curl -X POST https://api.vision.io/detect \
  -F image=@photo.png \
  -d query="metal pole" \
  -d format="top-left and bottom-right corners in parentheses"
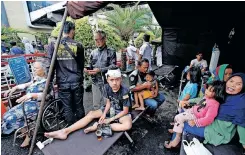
top-left (28, 7), bottom-right (68, 155)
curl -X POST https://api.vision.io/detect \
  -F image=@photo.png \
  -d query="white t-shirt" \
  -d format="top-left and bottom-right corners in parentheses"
top-left (190, 59), bottom-right (208, 69)
top-left (126, 45), bottom-right (138, 60)
top-left (139, 42), bottom-right (152, 62)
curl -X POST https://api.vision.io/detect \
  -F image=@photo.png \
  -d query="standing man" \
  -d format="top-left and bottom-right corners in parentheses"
top-left (125, 40), bottom-right (140, 70)
top-left (129, 58), bottom-right (165, 116)
top-left (22, 37), bottom-right (34, 54)
top-left (139, 34), bottom-right (152, 70)
top-left (84, 30), bottom-right (117, 110)
top-left (47, 21), bottom-right (85, 125)
top-left (156, 45), bottom-right (163, 67)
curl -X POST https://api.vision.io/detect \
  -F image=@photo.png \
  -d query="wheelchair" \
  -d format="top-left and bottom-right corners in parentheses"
top-left (12, 85), bottom-right (68, 146)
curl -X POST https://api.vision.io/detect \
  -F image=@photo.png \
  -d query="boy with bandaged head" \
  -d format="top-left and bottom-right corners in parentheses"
top-left (44, 68), bottom-right (132, 140)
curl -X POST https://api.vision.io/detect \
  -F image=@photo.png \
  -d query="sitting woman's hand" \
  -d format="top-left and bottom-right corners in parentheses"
top-left (4, 86), bottom-right (17, 97)
top-left (16, 94), bottom-right (32, 103)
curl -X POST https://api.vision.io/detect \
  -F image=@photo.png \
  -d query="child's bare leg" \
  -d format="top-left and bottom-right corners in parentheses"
top-left (135, 92), bottom-right (145, 111)
top-left (164, 133), bottom-right (181, 148)
top-left (132, 92), bottom-right (140, 108)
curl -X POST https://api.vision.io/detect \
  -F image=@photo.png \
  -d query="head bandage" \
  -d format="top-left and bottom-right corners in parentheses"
top-left (105, 69), bottom-right (122, 79)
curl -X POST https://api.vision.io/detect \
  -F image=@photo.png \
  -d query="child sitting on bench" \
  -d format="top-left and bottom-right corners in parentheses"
top-left (44, 68), bottom-right (132, 139)
top-left (133, 71), bottom-right (158, 111)
top-left (164, 80), bottom-right (225, 148)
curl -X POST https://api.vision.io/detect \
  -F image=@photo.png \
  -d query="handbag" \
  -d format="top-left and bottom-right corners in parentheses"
top-left (183, 138), bottom-right (212, 155)
top-left (97, 123), bottom-right (113, 138)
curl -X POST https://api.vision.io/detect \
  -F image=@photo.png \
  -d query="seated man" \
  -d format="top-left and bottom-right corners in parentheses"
top-left (129, 58), bottom-right (165, 116)
top-left (44, 68), bottom-right (132, 139)
top-left (190, 51), bottom-right (208, 72)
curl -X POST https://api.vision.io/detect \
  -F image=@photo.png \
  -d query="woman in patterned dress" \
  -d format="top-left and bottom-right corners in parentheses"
top-left (2, 60), bottom-right (47, 147)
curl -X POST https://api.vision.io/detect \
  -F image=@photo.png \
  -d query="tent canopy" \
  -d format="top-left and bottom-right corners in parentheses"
top-left (67, 1), bottom-right (245, 72)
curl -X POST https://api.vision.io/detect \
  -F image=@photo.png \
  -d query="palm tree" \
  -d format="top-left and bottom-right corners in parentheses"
top-left (104, 3), bottom-right (153, 42)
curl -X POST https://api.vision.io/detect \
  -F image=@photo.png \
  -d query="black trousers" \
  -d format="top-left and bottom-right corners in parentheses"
top-left (58, 82), bottom-right (85, 125)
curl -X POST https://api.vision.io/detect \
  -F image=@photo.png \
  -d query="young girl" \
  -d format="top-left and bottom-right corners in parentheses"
top-left (177, 67), bottom-right (201, 112)
top-left (133, 71), bottom-right (158, 110)
top-left (165, 80), bottom-right (225, 148)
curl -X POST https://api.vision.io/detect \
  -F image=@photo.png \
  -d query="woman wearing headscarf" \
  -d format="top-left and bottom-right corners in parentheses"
top-left (180, 73), bottom-right (245, 155)
top-left (208, 64), bottom-right (233, 82)
top-left (180, 64), bottom-right (233, 107)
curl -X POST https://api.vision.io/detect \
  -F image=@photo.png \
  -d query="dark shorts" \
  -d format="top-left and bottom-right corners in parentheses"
top-left (100, 106), bottom-right (131, 119)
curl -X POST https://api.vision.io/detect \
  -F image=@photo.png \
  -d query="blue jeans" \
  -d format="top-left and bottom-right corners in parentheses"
top-left (144, 92), bottom-right (165, 114)
top-left (171, 120), bottom-right (205, 141)
top-left (183, 122), bottom-right (205, 137)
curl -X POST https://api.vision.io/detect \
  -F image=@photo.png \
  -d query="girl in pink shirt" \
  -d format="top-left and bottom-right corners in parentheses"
top-left (165, 80), bottom-right (225, 148)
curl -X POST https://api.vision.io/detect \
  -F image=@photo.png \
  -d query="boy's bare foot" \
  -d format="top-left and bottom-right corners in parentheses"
top-left (44, 129), bottom-right (68, 140)
top-left (135, 107), bottom-right (145, 111)
top-left (132, 104), bottom-right (140, 109)
top-left (168, 129), bottom-right (174, 134)
top-left (20, 136), bottom-right (30, 148)
top-left (84, 122), bottom-right (98, 134)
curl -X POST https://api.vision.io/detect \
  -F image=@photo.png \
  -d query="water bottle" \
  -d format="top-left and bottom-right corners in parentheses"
top-left (209, 44), bottom-right (220, 72)
top-left (110, 106), bottom-right (115, 117)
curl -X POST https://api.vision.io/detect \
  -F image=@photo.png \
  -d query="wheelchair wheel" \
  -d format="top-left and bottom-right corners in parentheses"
top-left (41, 99), bottom-right (68, 132)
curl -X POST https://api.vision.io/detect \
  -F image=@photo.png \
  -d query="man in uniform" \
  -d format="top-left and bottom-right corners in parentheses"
top-left (48, 21), bottom-right (85, 125)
